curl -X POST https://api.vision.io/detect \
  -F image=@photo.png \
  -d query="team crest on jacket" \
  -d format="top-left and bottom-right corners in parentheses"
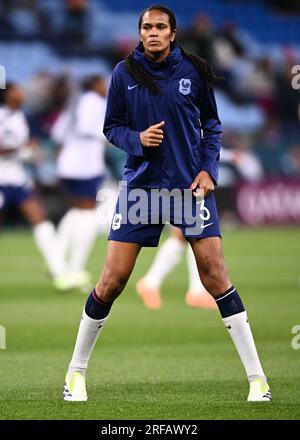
top-left (179, 78), bottom-right (191, 95)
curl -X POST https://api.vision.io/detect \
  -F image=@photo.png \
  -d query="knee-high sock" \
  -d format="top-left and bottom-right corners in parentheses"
top-left (33, 220), bottom-right (66, 278)
top-left (69, 289), bottom-right (113, 374)
top-left (143, 236), bottom-right (186, 289)
top-left (69, 310), bottom-right (107, 373)
top-left (68, 209), bottom-right (99, 273)
top-left (57, 208), bottom-right (80, 263)
top-left (216, 286), bottom-right (265, 382)
top-left (186, 245), bottom-right (206, 293)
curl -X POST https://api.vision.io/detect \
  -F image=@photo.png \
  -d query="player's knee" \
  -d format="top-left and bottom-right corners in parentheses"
top-left (200, 257), bottom-right (228, 290)
top-left (97, 270), bottom-right (128, 300)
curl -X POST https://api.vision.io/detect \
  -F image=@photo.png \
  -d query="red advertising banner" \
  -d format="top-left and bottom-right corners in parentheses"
top-left (236, 180), bottom-right (300, 225)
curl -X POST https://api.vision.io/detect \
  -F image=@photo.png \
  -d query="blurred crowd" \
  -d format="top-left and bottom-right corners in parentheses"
top-left (0, 0), bottom-right (300, 191)
top-left (178, 14), bottom-right (300, 182)
top-left (0, 0), bottom-right (94, 52)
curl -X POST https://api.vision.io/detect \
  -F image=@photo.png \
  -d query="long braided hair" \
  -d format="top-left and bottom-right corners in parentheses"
top-left (125, 5), bottom-right (219, 95)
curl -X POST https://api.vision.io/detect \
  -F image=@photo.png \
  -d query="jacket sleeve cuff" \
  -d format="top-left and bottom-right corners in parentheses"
top-left (201, 162), bottom-right (219, 186)
top-left (128, 131), bottom-right (144, 157)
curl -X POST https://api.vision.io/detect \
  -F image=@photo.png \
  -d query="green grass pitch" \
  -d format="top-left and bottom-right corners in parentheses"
top-left (0, 227), bottom-right (299, 420)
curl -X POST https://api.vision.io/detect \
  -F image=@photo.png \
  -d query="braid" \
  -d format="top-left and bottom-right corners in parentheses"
top-left (180, 46), bottom-right (221, 84)
top-left (125, 54), bottom-right (160, 95)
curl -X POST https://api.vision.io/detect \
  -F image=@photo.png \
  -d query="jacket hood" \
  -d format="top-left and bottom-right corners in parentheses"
top-left (133, 41), bottom-right (182, 79)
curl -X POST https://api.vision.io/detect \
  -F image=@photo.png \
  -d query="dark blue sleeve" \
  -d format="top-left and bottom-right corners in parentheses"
top-left (199, 83), bottom-right (222, 185)
top-left (103, 65), bottom-right (144, 157)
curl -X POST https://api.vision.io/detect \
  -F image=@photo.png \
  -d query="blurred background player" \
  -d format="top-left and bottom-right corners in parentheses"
top-left (51, 75), bottom-right (108, 290)
top-left (137, 226), bottom-right (217, 309)
top-left (0, 82), bottom-right (66, 286)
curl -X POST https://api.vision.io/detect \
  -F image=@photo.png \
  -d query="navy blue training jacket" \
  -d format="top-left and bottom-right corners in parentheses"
top-left (103, 42), bottom-right (222, 190)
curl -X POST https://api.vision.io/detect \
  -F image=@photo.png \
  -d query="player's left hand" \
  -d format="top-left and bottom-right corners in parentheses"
top-left (190, 171), bottom-right (215, 198)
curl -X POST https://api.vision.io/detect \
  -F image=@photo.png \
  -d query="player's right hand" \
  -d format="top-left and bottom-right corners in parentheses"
top-left (140, 121), bottom-right (165, 147)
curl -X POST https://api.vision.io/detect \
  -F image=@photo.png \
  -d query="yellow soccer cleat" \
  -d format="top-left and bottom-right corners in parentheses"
top-left (63, 371), bottom-right (87, 402)
top-left (247, 378), bottom-right (271, 402)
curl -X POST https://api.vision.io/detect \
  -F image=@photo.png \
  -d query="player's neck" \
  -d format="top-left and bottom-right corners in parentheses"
top-left (144, 47), bottom-right (171, 63)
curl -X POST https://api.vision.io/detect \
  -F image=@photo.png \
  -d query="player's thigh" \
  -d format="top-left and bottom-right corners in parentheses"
top-left (70, 197), bottom-right (97, 209)
top-left (188, 236), bottom-right (228, 275)
top-left (188, 236), bottom-right (231, 294)
top-left (61, 177), bottom-right (102, 209)
top-left (105, 240), bottom-right (141, 272)
top-left (19, 196), bottom-right (46, 226)
top-left (96, 241), bottom-right (141, 299)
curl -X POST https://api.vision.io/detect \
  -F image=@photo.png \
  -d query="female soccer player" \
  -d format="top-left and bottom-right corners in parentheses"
top-left (0, 83), bottom-right (66, 286)
top-left (64, 5), bottom-right (271, 403)
top-left (51, 75), bottom-right (108, 290)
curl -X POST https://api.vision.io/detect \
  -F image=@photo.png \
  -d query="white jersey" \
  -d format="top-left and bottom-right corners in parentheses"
top-left (0, 106), bottom-right (30, 186)
top-left (52, 91), bottom-right (107, 179)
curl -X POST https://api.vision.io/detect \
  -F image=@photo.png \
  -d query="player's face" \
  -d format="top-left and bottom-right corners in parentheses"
top-left (93, 78), bottom-right (107, 97)
top-left (7, 85), bottom-right (25, 108)
top-left (139, 10), bottom-right (176, 61)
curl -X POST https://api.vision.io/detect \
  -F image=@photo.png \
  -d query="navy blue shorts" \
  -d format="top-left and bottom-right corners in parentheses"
top-left (108, 186), bottom-right (221, 247)
top-left (61, 176), bottom-right (105, 199)
top-left (0, 184), bottom-right (34, 211)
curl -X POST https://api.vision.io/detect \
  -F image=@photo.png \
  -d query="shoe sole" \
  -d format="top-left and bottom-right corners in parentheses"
top-left (247, 398), bottom-right (272, 402)
top-left (247, 390), bottom-right (272, 402)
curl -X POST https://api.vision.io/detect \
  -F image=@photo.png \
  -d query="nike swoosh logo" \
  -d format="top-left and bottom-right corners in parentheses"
top-left (128, 84), bottom-right (138, 90)
top-left (201, 222), bottom-right (214, 229)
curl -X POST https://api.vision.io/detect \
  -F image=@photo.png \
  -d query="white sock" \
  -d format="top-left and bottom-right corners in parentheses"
top-left (69, 309), bottom-right (108, 374)
top-left (143, 236), bottom-right (186, 288)
top-left (57, 208), bottom-right (80, 264)
top-left (33, 221), bottom-right (66, 278)
top-left (68, 209), bottom-right (99, 273)
top-left (222, 311), bottom-right (265, 382)
top-left (186, 245), bottom-right (206, 294)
